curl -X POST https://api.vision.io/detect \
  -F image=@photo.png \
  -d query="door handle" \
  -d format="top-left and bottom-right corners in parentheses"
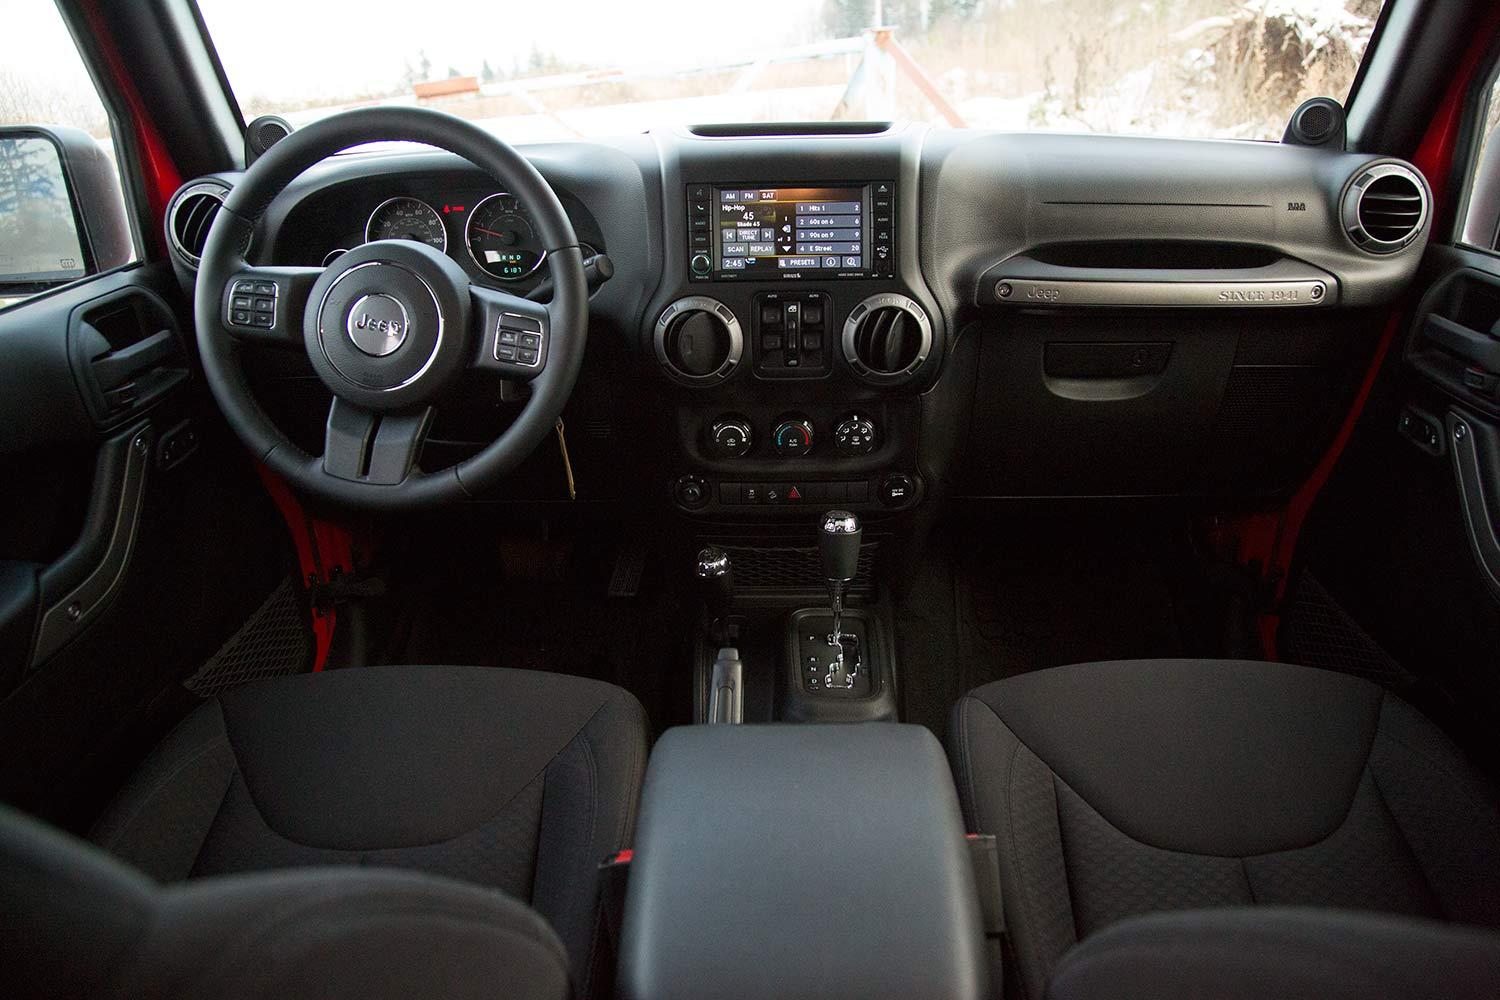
top-left (1446, 409), bottom-right (1500, 603)
top-left (89, 330), bottom-right (175, 390)
top-left (1424, 315), bottom-right (1500, 371)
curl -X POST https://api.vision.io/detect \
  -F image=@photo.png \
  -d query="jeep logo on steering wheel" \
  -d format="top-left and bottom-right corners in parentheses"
top-left (346, 294), bottom-right (410, 356)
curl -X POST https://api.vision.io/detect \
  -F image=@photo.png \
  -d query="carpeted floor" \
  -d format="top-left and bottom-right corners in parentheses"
top-left (378, 520), bottom-right (691, 738)
top-left (896, 510), bottom-right (1230, 735)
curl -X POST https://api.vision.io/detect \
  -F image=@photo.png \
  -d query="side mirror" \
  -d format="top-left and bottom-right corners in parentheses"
top-left (0, 125), bottom-right (132, 297)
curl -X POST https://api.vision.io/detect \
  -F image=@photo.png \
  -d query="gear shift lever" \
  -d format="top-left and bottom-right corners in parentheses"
top-left (697, 545), bottom-right (736, 641)
top-left (696, 546), bottom-right (733, 620)
top-left (697, 546), bottom-right (743, 723)
top-left (819, 511), bottom-right (861, 688)
top-left (819, 510), bottom-right (861, 639)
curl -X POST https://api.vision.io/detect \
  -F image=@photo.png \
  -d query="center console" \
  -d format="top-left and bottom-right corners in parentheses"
top-left (655, 129), bottom-right (943, 736)
top-left (647, 127), bottom-right (943, 519)
top-left (618, 723), bottom-right (989, 1000)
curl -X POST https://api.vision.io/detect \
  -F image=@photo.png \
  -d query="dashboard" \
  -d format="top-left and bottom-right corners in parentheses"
top-left (166, 124), bottom-right (1433, 516)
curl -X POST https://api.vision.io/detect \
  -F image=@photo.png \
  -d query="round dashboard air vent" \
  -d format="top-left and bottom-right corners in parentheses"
top-left (653, 296), bottom-right (744, 387)
top-left (166, 181), bottom-right (229, 268)
top-left (1342, 163), bottom-right (1427, 254)
top-left (842, 294), bottom-right (932, 384)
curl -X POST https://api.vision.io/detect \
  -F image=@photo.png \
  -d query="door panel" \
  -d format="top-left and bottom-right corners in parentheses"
top-left (1296, 242), bottom-right (1500, 775)
top-left (0, 262), bottom-right (290, 827)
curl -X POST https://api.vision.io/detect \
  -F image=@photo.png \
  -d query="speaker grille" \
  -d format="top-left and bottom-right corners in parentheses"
top-left (252, 118), bottom-right (289, 151)
top-left (1298, 104), bottom-right (1333, 140)
top-left (246, 114), bottom-right (292, 160)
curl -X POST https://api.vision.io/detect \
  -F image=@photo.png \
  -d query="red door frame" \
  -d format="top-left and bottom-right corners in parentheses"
top-left (83, 0), bottom-right (355, 669)
top-left (1215, 9), bottom-right (1500, 657)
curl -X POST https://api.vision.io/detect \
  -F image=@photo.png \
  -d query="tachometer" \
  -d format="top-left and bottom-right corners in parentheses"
top-left (365, 197), bottom-right (447, 251)
top-left (465, 192), bottom-right (545, 281)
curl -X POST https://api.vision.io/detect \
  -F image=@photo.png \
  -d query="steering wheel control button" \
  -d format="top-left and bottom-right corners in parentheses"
top-left (346, 293), bottom-right (411, 356)
top-left (880, 473), bottom-right (916, 508)
top-left (772, 417), bottom-right (815, 457)
top-left (494, 312), bottom-right (545, 368)
top-left (228, 277), bottom-right (278, 330)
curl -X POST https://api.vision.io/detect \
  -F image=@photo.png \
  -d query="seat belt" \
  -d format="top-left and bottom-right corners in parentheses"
top-left (966, 833), bottom-right (1008, 992)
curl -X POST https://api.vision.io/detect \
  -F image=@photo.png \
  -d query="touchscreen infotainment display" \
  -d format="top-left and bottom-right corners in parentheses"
top-left (707, 184), bottom-right (889, 280)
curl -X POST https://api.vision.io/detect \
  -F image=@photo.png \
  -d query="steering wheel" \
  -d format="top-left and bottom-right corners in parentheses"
top-left (194, 107), bottom-right (587, 510)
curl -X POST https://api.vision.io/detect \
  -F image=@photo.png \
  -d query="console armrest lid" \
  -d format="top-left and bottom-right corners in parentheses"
top-left (619, 723), bottom-right (988, 1000)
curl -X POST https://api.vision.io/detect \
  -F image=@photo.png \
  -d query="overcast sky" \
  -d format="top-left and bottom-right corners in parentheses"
top-left (195, 0), bottom-right (823, 102)
top-left (2, 0), bottom-right (98, 89)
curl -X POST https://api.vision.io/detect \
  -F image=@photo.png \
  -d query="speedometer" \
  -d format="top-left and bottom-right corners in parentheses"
top-left (365, 197), bottom-right (447, 251)
top-left (465, 192), bottom-right (545, 281)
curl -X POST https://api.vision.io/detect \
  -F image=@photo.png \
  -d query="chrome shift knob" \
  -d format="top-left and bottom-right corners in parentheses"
top-left (696, 546), bottom-right (733, 618)
top-left (819, 510), bottom-right (862, 583)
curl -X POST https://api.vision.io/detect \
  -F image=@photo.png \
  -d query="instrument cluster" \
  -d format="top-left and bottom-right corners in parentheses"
top-left (353, 192), bottom-right (599, 283)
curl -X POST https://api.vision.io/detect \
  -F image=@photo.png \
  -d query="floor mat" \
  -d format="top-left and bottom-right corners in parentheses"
top-left (388, 527), bottom-right (689, 737)
top-left (897, 512), bottom-right (1226, 735)
top-left (1280, 572), bottom-right (1417, 690)
top-left (184, 576), bottom-right (313, 698)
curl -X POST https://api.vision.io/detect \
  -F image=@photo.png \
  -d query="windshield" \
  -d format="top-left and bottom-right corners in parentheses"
top-left (197, 0), bottom-right (1386, 143)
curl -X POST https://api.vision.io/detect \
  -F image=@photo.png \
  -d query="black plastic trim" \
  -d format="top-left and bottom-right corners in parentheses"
top-left (1447, 408), bottom-right (1500, 604)
top-left (32, 420), bottom-right (153, 666)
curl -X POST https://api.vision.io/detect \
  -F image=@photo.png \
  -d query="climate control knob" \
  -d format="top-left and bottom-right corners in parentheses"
top-left (709, 417), bottom-right (754, 458)
top-left (771, 417), bottom-right (815, 457)
top-left (834, 414), bottom-right (878, 456)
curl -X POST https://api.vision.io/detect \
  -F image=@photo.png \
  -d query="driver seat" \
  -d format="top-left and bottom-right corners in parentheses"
top-left (87, 664), bottom-right (649, 996)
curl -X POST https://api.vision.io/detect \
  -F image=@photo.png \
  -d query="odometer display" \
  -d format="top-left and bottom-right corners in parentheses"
top-left (466, 192), bottom-right (545, 281)
top-left (365, 197), bottom-right (447, 251)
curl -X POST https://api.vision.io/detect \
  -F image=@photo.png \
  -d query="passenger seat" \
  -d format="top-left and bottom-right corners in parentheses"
top-left (948, 659), bottom-right (1500, 998)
